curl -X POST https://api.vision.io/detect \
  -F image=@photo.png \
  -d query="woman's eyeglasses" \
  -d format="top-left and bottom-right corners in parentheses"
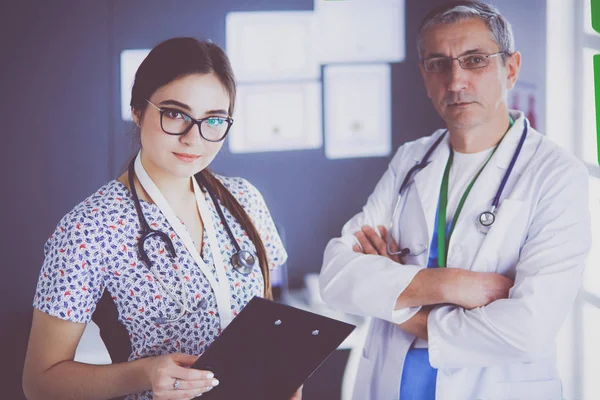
top-left (145, 99), bottom-right (234, 142)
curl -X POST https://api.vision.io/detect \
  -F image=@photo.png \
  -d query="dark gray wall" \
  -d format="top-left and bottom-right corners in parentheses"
top-left (107, 0), bottom-right (440, 293)
top-left (1, 1), bottom-right (545, 398)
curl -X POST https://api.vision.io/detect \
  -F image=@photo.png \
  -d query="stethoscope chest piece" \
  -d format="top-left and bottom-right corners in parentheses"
top-left (231, 250), bottom-right (256, 275)
top-left (477, 210), bottom-right (496, 233)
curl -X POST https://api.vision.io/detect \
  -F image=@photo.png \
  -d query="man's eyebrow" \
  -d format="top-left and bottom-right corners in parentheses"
top-left (425, 52), bottom-right (449, 59)
top-left (459, 48), bottom-right (487, 56)
top-left (425, 48), bottom-right (488, 59)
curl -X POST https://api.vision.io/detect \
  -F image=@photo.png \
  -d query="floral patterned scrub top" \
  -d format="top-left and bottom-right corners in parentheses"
top-left (33, 176), bottom-right (287, 400)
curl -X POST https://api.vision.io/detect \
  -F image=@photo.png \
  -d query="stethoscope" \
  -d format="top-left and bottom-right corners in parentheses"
top-left (387, 118), bottom-right (528, 257)
top-left (127, 155), bottom-right (257, 324)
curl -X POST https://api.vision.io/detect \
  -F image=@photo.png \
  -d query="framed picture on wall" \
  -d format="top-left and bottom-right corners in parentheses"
top-left (120, 49), bottom-right (150, 121)
top-left (226, 11), bottom-right (320, 83)
top-left (229, 82), bottom-right (322, 153)
top-left (323, 63), bottom-right (392, 159)
top-left (314, 0), bottom-right (405, 64)
top-left (509, 80), bottom-right (540, 130)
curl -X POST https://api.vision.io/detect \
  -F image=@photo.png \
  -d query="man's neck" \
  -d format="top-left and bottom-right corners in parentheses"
top-left (448, 111), bottom-right (512, 154)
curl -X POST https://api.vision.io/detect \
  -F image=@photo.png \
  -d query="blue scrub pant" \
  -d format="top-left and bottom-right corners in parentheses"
top-left (399, 348), bottom-right (437, 400)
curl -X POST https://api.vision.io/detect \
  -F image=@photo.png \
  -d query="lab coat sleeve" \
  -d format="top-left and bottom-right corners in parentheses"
top-left (319, 146), bottom-right (424, 324)
top-left (427, 159), bottom-right (592, 368)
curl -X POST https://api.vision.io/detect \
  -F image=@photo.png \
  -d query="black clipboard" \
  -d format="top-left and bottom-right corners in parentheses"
top-left (191, 296), bottom-right (355, 400)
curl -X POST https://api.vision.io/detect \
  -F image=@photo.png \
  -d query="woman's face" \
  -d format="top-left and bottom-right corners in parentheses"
top-left (134, 73), bottom-right (231, 181)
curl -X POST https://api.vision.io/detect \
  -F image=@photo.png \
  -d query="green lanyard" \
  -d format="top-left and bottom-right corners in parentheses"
top-left (436, 117), bottom-right (514, 268)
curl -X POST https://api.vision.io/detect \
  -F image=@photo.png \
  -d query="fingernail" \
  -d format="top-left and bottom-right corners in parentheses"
top-left (211, 379), bottom-right (220, 386)
top-left (206, 372), bottom-right (214, 379)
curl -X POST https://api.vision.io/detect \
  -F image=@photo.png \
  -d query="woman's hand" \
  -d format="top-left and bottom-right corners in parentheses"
top-left (289, 385), bottom-right (303, 400)
top-left (144, 353), bottom-right (219, 399)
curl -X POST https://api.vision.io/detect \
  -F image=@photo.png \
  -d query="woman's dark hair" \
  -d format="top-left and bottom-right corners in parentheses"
top-left (129, 37), bottom-right (271, 299)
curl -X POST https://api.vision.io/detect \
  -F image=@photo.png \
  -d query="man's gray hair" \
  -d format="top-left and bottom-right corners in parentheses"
top-left (417, 1), bottom-right (515, 63)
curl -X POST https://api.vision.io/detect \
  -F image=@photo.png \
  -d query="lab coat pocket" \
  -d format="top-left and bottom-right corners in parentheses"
top-left (352, 355), bottom-right (376, 400)
top-left (489, 379), bottom-right (562, 400)
top-left (473, 199), bottom-right (525, 273)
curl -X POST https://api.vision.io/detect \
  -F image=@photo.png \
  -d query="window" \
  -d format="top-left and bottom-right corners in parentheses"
top-left (581, 0), bottom-right (600, 169)
top-left (576, 1), bottom-right (600, 399)
top-left (548, 1), bottom-right (600, 399)
top-left (583, 48), bottom-right (598, 166)
top-left (584, 0), bottom-right (600, 36)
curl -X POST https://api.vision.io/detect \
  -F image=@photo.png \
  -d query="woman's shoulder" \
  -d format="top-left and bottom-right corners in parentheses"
top-left (53, 180), bottom-right (130, 232)
top-left (210, 174), bottom-right (273, 221)
top-left (213, 174), bottom-right (263, 201)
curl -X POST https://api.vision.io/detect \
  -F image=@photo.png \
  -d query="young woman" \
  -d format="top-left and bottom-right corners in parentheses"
top-left (23, 37), bottom-right (300, 400)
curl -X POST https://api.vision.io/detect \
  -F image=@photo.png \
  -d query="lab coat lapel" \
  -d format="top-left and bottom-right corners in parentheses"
top-left (412, 132), bottom-right (451, 249)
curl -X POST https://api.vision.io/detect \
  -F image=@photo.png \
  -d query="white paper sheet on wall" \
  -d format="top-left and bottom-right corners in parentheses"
top-left (314, 0), bottom-right (405, 64)
top-left (120, 49), bottom-right (150, 121)
top-left (324, 64), bottom-right (391, 159)
top-left (226, 11), bottom-right (319, 82)
top-left (228, 82), bottom-right (322, 153)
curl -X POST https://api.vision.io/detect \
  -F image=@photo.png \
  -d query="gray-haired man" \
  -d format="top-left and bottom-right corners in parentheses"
top-left (320, 1), bottom-right (591, 399)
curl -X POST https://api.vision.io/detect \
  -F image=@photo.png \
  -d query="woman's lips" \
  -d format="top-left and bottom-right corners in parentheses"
top-left (173, 152), bottom-right (201, 163)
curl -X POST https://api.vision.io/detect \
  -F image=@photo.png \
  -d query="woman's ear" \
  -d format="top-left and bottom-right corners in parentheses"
top-left (132, 109), bottom-right (141, 127)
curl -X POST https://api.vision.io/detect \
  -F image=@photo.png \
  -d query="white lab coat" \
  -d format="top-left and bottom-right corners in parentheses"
top-left (320, 111), bottom-right (591, 400)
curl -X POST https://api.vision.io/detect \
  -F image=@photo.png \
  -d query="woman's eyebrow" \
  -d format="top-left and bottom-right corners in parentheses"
top-left (205, 109), bottom-right (229, 116)
top-left (158, 100), bottom-right (228, 116)
top-left (158, 99), bottom-right (191, 111)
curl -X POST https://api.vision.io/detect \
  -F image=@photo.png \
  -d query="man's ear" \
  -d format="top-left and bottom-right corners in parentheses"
top-left (505, 51), bottom-right (521, 90)
top-left (419, 62), bottom-right (432, 99)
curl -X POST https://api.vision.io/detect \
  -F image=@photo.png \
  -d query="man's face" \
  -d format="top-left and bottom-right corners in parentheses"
top-left (419, 18), bottom-right (520, 130)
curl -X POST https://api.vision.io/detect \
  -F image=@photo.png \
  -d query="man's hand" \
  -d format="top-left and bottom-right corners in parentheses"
top-left (353, 225), bottom-right (401, 263)
top-left (353, 225), bottom-right (513, 312)
top-left (447, 270), bottom-right (514, 310)
top-left (396, 307), bottom-right (431, 340)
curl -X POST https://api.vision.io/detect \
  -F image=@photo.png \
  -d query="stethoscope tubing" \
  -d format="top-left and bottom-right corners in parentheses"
top-left (388, 118), bottom-right (528, 256)
top-left (126, 156), bottom-right (256, 324)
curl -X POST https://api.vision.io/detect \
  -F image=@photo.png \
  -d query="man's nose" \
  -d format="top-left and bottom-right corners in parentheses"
top-left (446, 60), bottom-right (469, 92)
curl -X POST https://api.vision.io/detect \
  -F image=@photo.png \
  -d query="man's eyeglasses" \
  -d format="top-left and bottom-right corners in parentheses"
top-left (422, 52), bottom-right (508, 73)
top-left (145, 99), bottom-right (234, 142)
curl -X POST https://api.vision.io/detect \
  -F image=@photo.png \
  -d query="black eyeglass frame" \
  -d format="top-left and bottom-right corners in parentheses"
top-left (422, 51), bottom-right (510, 73)
top-left (145, 99), bottom-right (234, 142)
